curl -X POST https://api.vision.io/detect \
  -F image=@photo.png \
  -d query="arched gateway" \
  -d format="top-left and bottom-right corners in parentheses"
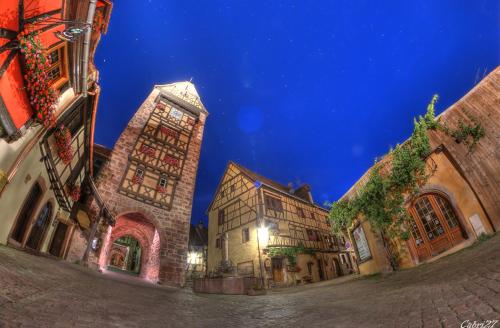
top-left (93, 82), bottom-right (208, 286)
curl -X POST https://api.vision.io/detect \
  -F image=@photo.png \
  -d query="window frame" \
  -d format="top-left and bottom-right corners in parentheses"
top-left (242, 227), bottom-right (250, 243)
top-left (218, 209), bottom-right (225, 226)
top-left (45, 42), bottom-right (69, 90)
top-left (264, 194), bottom-right (283, 212)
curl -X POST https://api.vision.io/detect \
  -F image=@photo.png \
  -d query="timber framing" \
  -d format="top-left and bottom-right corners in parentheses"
top-left (209, 162), bottom-right (345, 253)
top-left (118, 95), bottom-right (198, 210)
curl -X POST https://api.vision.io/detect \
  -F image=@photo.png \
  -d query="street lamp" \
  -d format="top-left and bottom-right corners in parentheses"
top-left (257, 225), bottom-right (269, 247)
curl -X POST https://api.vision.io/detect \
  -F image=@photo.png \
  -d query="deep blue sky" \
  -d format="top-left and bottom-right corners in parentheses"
top-left (94, 1), bottom-right (499, 226)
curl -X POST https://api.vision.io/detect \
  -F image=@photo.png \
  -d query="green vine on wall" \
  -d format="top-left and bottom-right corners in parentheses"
top-left (267, 244), bottom-right (315, 266)
top-left (328, 95), bottom-right (485, 240)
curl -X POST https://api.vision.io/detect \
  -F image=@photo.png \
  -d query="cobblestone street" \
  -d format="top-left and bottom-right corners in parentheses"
top-left (0, 235), bottom-right (499, 328)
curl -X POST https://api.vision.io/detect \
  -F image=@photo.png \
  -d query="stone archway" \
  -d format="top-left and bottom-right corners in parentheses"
top-left (99, 212), bottom-right (161, 282)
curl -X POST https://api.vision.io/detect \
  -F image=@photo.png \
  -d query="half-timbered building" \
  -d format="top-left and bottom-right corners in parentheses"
top-left (0, 0), bottom-right (113, 261)
top-left (341, 68), bottom-right (499, 276)
top-left (207, 162), bottom-right (352, 287)
top-left (90, 82), bottom-right (208, 286)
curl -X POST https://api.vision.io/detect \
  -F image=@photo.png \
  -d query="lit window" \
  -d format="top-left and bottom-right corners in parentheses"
top-left (45, 43), bottom-right (68, 89)
top-left (169, 108), bottom-right (183, 121)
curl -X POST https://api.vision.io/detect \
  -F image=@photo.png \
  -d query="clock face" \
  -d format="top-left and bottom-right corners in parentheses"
top-left (169, 108), bottom-right (183, 121)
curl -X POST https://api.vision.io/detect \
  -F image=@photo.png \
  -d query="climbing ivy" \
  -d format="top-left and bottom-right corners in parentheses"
top-left (328, 95), bottom-right (485, 240)
top-left (267, 244), bottom-right (315, 265)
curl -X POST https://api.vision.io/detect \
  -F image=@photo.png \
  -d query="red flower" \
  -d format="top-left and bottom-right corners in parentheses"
top-left (54, 126), bottom-right (73, 164)
top-left (18, 30), bottom-right (57, 128)
top-left (69, 185), bottom-right (81, 202)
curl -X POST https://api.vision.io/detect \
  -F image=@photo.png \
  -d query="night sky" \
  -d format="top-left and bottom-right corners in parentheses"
top-left (93, 1), bottom-right (499, 226)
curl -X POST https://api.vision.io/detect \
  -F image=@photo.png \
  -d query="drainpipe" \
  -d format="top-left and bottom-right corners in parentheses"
top-left (81, 0), bottom-right (97, 98)
top-left (82, 207), bottom-right (103, 266)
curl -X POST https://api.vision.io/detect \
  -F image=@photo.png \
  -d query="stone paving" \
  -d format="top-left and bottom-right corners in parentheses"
top-left (0, 235), bottom-right (499, 328)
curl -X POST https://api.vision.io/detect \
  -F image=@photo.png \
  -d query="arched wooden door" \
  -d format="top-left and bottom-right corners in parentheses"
top-left (10, 183), bottom-right (43, 245)
top-left (409, 193), bottom-right (466, 261)
top-left (26, 202), bottom-right (53, 251)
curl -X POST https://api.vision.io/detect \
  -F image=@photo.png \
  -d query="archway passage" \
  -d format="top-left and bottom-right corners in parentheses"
top-left (409, 193), bottom-right (467, 261)
top-left (108, 236), bottom-right (142, 275)
top-left (99, 213), bottom-right (160, 282)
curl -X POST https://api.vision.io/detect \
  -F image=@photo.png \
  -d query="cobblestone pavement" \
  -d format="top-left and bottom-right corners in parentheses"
top-left (0, 235), bottom-right (499, 328)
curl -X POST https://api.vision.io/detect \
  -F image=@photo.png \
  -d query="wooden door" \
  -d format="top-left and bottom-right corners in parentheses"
top-left (10, 183), bottom-right (42, 244)
top-left (333, 258), bottom-right (342, 277)
top-left (317, 259), bottom-right (325, 281)
top-left (26, 202), bottom-right (53, 250)
top-left (49, 222), bottom-right (68, 257)
top-left (411, 194), bottom-right (465, 259)
top-left (271, 257), bottom-right (284, 282)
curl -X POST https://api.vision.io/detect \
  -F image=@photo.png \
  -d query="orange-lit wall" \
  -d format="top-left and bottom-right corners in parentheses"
top-left (0, 0), bottom-right (64, 129)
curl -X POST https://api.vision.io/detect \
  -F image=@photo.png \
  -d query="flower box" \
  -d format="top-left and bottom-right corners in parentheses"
top-left (54, 125), bottom-right (73, 165)
top-left (163, 155), bottom-right (180, 167)
top-left (131, 176), bottom-right (143, 184)
top-left (139, 144), bottom-right (155, 157)
top-left (69, 185), bottom-right (81, 202)
top-left (160, 126), bottom-right (178, 138)
top-left (18, 30), bottom-right (58, 128)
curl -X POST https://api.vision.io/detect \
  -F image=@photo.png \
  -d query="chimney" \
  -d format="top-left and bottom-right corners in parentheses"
top-left (293, 184), bottom-right (314, 203)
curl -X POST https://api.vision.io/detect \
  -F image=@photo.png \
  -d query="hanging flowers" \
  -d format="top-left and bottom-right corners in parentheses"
top-left (54, 125), bottom-right (73, 164)
top-left (69, 184), bottom-right (81, 202)
top-left (131, 174), bottom-right (144, 184)
top-left (17, 29), bottom-right (58, 128)
top-left (156, 185), bottom-right (166, 194)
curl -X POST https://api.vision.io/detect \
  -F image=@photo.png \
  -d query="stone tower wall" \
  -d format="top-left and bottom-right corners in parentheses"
top-left (94, 87), bottom-right (207, 286)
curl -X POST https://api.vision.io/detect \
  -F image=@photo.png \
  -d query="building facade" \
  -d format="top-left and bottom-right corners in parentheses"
top-left (90, 82), bottom-right (208, 286)
top-left (0, 0), bottom-right (112, 261)
top-left (207, 162), bottom-right (352, 287)
top-left (343, 68), bottom-right (499, 276)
